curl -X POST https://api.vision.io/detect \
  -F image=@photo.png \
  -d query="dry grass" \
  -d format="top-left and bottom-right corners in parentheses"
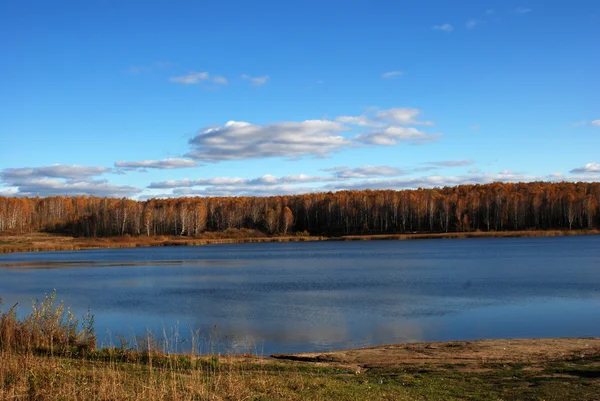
top-left (1, 351), bottom-right (281, 400)
top-left (1, 291), bottom-right (96, 357)
top-left (3, 341), bottom-right (600, 400)
top-left (2, 296), bottom-right (600, 400)
top-left (1, 229), bottom-right (598, 254)
top-left (0, 231), bottom-right (319, 254)
top-left (0, 293), bottom-right (406, 400)
top-left (339, 229), bottom-right (600, 242)
top-left (0, 350), bottom-right (416, 401)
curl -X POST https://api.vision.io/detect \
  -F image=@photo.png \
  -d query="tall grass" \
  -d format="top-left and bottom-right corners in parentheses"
top-left (0, 290), bottom-right (96, 356)
top-left (0, 293), bottom-right (260, 399)
top-left (0, 293), bottom-right (357, 400)
top-left (3, 293), bottom-right (600, 400)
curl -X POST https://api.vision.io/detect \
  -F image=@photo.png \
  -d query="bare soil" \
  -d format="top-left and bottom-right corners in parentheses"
top-left (272, 338), bottom-right (600, 372)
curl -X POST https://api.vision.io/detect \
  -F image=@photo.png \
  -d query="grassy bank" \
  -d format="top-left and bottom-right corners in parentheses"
top-left (2, 294), bottom-right (600, 400)
top-left (3, 346), bottom-right (600, 400)
top-left (1, 229), bottom-right (599, 254)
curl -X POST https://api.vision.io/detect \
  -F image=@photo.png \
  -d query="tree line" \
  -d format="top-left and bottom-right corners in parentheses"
top-left (0, 181), bottom-right (599, 237)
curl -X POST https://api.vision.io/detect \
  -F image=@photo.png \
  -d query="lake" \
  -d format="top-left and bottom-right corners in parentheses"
top-left (0, 236), bottom-right (599, 355)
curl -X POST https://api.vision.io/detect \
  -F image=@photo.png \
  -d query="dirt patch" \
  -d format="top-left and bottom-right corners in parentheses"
top-left (271, 338), bottom-right (600, 372)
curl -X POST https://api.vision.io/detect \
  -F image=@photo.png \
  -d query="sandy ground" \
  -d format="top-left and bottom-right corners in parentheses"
top-left (271, 338), bottom-right (600, 372)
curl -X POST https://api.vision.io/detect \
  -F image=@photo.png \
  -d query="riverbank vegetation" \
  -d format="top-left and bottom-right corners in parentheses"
top-left (2, 294), bottom-right (600, 400)
top-left (0, 229), bottom-right (599, 254)
top-left (1, 182), bottom-right (599, 239)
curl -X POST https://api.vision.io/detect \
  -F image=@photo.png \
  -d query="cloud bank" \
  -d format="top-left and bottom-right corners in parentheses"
top-left (570, 162), bottom-right (600, 174)
top-left (0, 164), bottom-right (140, 197)
top-left (185, 108), bottom-right (442, 162)
top-left (146, 167), bottom-right (600, 198)
top-left (169, 72), bottom-right (228, 85)
top-left (115, 158), bottom-right (199, 170)
top-left (186, 120), bottom-right (351, 162)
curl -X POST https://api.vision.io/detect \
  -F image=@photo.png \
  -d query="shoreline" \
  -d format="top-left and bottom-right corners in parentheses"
top-left (270, 337), bottom-right (600, 370)
top-left (1, 229), bottom-right (599, 254)
top-left (3, 337), bottom-right (600, 399)
top-left (2, 286), bottom-right (599, 399)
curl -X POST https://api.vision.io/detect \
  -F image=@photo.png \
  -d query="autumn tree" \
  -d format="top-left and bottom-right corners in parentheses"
top-left (281, 206), bottom-right (294, 235)
top-left (1, 182), bottom-right (600, 237)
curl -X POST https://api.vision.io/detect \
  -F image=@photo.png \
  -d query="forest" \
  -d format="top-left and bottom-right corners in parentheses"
top-left (0, 181), bottom-right (599, 238)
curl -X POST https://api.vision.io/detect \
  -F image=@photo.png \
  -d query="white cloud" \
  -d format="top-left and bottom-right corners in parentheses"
top-left (355, 126), bottom-right (442, 146)
top-left (169, 72), bottom-right (228, 86)
top-left (0, 164), bottom-right (140, 197)
top-left (149, 174), bottom-right (329, 189)
top-left (212, 75), bottom-right (228, 85)
top-left (144, 167), bottom-right (600, 198)
top-left (248, 174), bottom-right (330, 185)
top-left (12, 179), bottom-right (140, 197)
top-left (375, 108), bottom-right (433, 126)
top-left (149, 177), bottom-right (246, 189)
top-left (335, 115), bottom-right (374, 127)
top-left (115, 158), bottom-right (198, 170)
top-left (0, 187), bottom-right (18, 196)
top-left (338, 108), bottom-right (433, 128)
top-left (153, 163), bottom-right (494, 194)
top-left (149, 174), bottom-right (329, 197)
top-left (381, 71), bottom-right (404, 79)
top-left (572, 120), bottom-right (587, 127)
top-left (591, 120), bottom-right (600, 126)
top-left (425, 160), bottom-right (474, 167)
top-left (485, 9), bottom-right (495, 15)
top-left (1, 165), bottom-right (110, 180)
top-left (242, 74), bottom-right (270, 86)
top-left (466, 19), bottom-right (479, 29)
top-left (169, 72), bottom-right (210, 85)
top-left (186, 120), bottom-right (351, 162)
top-left (172, 185), bottom-right (318, 197)
top-left (324, 166), bottom-right (407, 179)
top-left (514, 7), bottom-right (532, 14)
top-left (182, 107), bottom-right (441, 162)
top-left (432, 24), bottom-right (453, 32)
top-left (570, 162), bottom-right (600, 174)
top-left (323, 171), bottom-right (551, 191)
top-left (343, 108), bottom-right (442, 146)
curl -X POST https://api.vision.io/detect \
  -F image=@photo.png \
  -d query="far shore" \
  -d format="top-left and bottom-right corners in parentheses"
top-left (0, 229), bottom-right (599, 254)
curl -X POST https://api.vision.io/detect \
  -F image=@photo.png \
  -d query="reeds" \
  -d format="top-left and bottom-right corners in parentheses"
top-left (1, 229), bottom-right (598, 254)
top-left (0, 290), bottom-right (96, 356)
top-left (2, 295), bottom-right (600, 399)
top-left (0, 294), bottom-right (346, 400)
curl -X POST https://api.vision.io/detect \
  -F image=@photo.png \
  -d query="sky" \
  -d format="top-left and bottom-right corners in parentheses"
top-left (1, 0), bottom-right (599, 199)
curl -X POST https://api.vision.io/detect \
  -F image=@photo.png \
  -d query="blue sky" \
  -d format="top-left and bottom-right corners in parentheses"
top-left (1, 0), bottom-right (599, 198)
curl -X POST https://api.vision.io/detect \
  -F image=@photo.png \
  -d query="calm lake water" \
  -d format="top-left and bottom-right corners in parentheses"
top-left (0, 236), bottom-right (599, 355)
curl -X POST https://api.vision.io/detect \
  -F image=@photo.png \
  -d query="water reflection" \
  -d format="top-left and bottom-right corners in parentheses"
top-left (0, 236), bottom-right (599, 354)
